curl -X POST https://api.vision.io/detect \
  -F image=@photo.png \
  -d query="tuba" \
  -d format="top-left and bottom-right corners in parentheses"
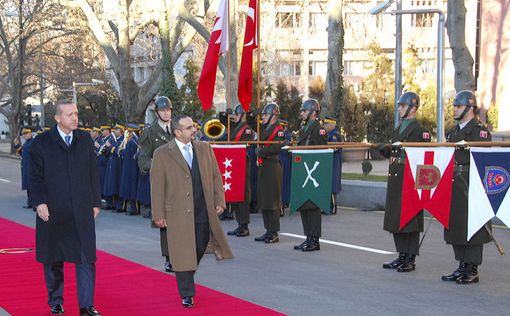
top-left (202, 118), bottom-right (226, 140)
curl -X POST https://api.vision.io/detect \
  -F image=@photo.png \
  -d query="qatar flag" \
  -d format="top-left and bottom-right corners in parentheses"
top-left (197, 0), bottom-right (229, 111)
top-left (212, 145), bottom-right (247, 202)
top-left (400, 147), bottom-right (455, 230)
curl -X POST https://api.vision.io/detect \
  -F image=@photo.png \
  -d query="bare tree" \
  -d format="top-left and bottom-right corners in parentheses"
top-left (446, 0), bottom-right (475, 91)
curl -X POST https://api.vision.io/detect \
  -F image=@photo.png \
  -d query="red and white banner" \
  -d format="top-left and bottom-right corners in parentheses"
top-left (400, 147), bottom-right (455, 229)
top-left (197, 0), bottom-right (229, 111)
top-left (212, 145), bottom-right (247, 202)
top-left (237, 0), bottom-right (258, 111)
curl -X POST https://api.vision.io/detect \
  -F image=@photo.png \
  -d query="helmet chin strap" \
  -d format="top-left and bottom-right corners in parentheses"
top-left (454, 106), bottom-right (471, 121)
top-left (401, 105), bottom-right (413, 120)
top-left (156, 110), bottom-right (170, 123)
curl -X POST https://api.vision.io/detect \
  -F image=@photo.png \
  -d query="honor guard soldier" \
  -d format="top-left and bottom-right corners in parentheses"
top-left (279, 120), bottom-right (292, 214)
top-left (103, 123), bottom-right (125, 212)
top-left (442, 90), bottom-right (492, 284)
top-left (293, 99), bottom-right (328, 252)
top-left (14, 128), bottom-right (35, 209)
top-left (97, 125), bottom-right (113, 207)
top-left (119, 123), bottom-right (141, 215)
top-left (324, 116), bottom-right (343, 214)
top-left (137, 96), bottom-right (174, 272)
top-left (136, 123), bottom-right (151, 208)
top-left (254, 103), bottom-right (285, 243)
top-left (380, 92), bottom-right (431, 272)
top-left (227, 104), bottom-right (255, 237)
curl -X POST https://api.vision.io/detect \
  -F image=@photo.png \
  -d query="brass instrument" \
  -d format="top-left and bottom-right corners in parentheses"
top-left (117, 129), bottom-right (131, 154)
top-left (203, 118), bottom-right (226, 140)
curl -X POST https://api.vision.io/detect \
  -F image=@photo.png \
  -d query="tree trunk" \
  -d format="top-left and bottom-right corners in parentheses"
top-left (323, 0), bottom-right (344, 118)
top-left (446, 0), bottom-right (476, 92)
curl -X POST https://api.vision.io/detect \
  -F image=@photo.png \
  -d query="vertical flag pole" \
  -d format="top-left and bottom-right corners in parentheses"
top-left (227, 0), bottom-right (231, 142)
top-left (256, 0), bottom-right (261, 145)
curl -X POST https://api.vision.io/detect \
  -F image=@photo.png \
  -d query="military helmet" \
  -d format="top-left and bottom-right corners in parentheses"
top-left (233, 104), bottom-right (246, 115)
top-left (453, 90), bottom-right (477, 108)
top-left (300, 99), bottom-right (320, 113)
top-left (397, 91), bottom-right (420, 108)
top-left (155, 96), bottom-right (173, 111)
top-left (261, 103), bottom-right (280, 115)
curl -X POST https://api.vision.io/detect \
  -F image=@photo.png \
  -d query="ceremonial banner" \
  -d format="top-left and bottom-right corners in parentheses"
top-left (237, 0), bottom-right (258, 111)
top-left (468, 148), bottom-right (510, 240)
top-left (401, 147), bottom-right (455, 229)
top-left (212, 145), bottom-right (247, 202)
top-left (290, 149), bottom-right (333, 215)
top-left (197, 0), bottom-right (229, 111)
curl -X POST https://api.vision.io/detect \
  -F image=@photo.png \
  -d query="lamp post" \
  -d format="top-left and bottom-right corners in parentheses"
top-left (72, 79), bottom-right (105, 105)
top-left (390, 8), bottom-right (446, 142)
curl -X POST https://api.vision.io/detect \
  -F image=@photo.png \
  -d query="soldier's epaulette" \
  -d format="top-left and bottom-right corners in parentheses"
top-left (477, 122), bottom-right (489, 130)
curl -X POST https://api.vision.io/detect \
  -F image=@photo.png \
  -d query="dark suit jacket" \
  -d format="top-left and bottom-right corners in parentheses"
top-left (29, 125), bottom-right (101, 264)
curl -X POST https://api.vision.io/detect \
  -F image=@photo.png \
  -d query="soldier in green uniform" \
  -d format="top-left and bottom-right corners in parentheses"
top-left (293, 99), bottom-right (328, 251)
top-left (227, 104), bottom-right (255, 237)
top-left (380, 91), bottom-right (431, 272)
top-left (442, 90), bottom-right (492, 284)
top-left (137, 96), bottom-right (174, 272)
top-left (254, 103), bottom-right (285, 244)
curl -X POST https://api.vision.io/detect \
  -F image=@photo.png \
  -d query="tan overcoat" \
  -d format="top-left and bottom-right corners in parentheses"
top-left (151, 139), bottom-right (233, 271)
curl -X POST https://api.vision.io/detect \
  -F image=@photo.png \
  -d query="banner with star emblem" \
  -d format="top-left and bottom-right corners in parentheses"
top-left (212, 145), bottom-right (247, 202)
top-left (468, 148), bottom-right (510, 240)
top-left (401, 147), bottom-right (455, 229)
top-left (290, 149), bottom-right (333, 215)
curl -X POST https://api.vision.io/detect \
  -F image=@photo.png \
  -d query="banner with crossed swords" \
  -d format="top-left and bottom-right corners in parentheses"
top-left (289, 149), bottom-right (333, 215)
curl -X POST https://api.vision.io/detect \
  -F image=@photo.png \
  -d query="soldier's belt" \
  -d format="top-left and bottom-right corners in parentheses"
top-left (454, 164), bottom-right (469, 172)
top-left (390, 157), bottom-right (406, 164)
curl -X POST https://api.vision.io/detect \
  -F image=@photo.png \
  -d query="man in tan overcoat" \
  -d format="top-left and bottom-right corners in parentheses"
top-left (151, 115), bottom-right (233, 308)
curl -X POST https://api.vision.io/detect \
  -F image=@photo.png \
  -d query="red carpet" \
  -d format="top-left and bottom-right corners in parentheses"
top-left (0, 217), bottom-right (284, 315)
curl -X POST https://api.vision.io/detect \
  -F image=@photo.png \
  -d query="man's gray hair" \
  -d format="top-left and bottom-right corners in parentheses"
top-left (54, 99), bottom-right (74, 115)
top-left (170, 115), bottom-right (190, 134)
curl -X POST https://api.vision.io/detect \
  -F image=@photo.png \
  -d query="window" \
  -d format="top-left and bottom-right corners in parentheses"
top-left (411, 13), bottom-right (433, 27)
top-left (276, 12), bottom-right (301, 28)
top-left (279, 62), bottom-right (301, 76)
top-left (309, 61), bottom-right (327, 77)
top-left (344, 13), bottom-right (366, 29)
top-left (343, 61), bottom-right (363, 76)
top-left (309, 12), bottom-right (328, 31)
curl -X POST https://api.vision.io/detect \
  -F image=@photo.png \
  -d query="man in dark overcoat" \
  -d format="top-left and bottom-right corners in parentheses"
top-left (380, 92), bottom-right (431, 273)
top-left (293, 99), bottom-right (328, 252)
top-left (137, 96), bottom-right (174, 272)
top-left (254, 103), bottom-right (285, 244)
top-left (29, 100), bottom-right (102, 316)
top-left (442, 90), bottom-right (492, 284)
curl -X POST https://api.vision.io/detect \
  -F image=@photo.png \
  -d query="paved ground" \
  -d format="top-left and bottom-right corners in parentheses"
top-left (1, 155), bottom-right (510, 315)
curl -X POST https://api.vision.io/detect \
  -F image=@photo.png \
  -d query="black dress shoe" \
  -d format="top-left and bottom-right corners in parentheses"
top-left (227, 227), bottom-right (240, 236)
top-left (165, 260), bottom-right (173, 273)
top-left (50, 304), bottom-right (64, 315)
top-left (294, 240), bottom-right (308, 250)
top-left (264, 233), bottom-right (279, 243)
top-left (397, 254), bottom-right (416, 272)
top-left (182, 296), bottom-right (194, 308)
top-left (236, 227), bottom-right (249, 237)
top-left (79, 306), bottom-right (101, 315)
top-left (254, 232), bottom-right (268, 242)
top-left (382, 254), bottom-right (405, 269)
top-left (302, 238), bottom-right (320, 251)
top-left (441, 262), bottom-right (466, 281)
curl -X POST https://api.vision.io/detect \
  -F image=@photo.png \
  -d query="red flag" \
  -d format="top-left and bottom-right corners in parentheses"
top-left (237, 0), bottom-right (258, 111)
top-left (197, 0), bottom-right (229, 111)
top-left (212, 145), bottom-right (247, 202)
top-left (400, 148), bottom-right (455, 229)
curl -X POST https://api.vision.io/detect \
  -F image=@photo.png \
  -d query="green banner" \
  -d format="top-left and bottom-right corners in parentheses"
top-left (290, 149), bottom-right (333, 215)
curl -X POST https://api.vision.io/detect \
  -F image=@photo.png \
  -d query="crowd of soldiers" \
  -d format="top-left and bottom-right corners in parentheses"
top-left (15, 88), bottom-right (490, 285)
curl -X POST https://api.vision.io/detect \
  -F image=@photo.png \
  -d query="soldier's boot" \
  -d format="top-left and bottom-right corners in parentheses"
top-left (383, 253), bottom-right (406, 269)
top-left (456, 263), bottom-right (479, 284)
top-left (236, 224), bottom-right (249, 237)
top-left (302, 237), bottom-right (320, 252)
top-left (294, 236), bottom-right (310, 250)
top-left (441, 261), bottom-right (466, 281)
top-left (264, 232), bottom-right (279, 244)
top-left (397, 253), bottom-right (416, 272)
top-left (227, 226), bottom-right (240, 236)
top-left (254, 231), bottom-right (269, 242)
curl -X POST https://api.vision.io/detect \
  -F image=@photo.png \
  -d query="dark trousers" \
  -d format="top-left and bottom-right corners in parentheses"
top-left (393, 232), bottom-right (420, 255)
top-left (160, 228), bottom-right (169, 257)
top-left (453, 244), bottom-right (483, 265)
top-left (175, 221), bottom-right (210, 298)
top-left (232, 201), bottom-right (250, 226)
top-left (300, 208), bottom-right (322, 237)
top-left (44, 251), bottom-right (95, 308)
top-left (262, 209), bottom-right (280, 233)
